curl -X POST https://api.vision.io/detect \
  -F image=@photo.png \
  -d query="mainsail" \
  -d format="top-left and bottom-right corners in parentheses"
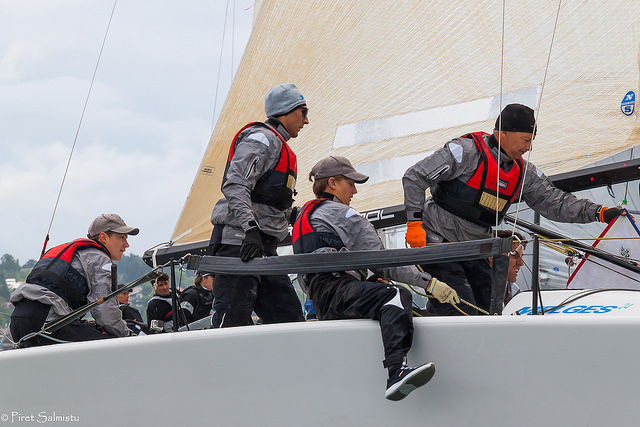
top-left (170, 0), bottom-right (640, 247)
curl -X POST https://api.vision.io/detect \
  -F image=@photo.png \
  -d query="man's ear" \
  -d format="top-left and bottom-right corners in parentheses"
top-left (98, 232), bottom-right (108, 244)
top-left (327, 177), bottom-right (337, 190)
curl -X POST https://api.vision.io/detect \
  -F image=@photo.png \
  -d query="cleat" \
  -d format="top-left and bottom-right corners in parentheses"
top-left (385, 362), bottom-right (435, 401)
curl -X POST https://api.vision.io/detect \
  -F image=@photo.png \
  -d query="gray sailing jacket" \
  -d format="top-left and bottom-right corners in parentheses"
top-left (210, 118), bottom-right (295, 245)
top-left (301, 195), bottom-right (433, 287)
top-left (10, 247), bottom-right (129, 337)
top-left (402, 133), bottom-right (600, 243)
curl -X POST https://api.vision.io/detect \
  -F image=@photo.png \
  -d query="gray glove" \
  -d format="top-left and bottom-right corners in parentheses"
top-left (425, 277), bottom-right (460, 305)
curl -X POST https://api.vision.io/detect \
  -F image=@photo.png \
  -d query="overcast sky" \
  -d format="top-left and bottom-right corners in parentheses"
top-left (0, 1), bottom-right (254, 263)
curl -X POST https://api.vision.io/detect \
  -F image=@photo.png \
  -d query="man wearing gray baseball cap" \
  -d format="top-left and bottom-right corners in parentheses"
top-left (9, 213), bottom-right (139, 347)
top-left (208, 83), bottom-right (307, 328)
top-left (291, 156), bottom-right (459, 401)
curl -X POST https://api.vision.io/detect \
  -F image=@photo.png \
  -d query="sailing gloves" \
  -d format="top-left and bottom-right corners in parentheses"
top-left (406, 221), bottom-right (427, 248)
top-left (425, 277), bottom-right (460, 305)
top-left (598, 206), bottom-right (626, 224)
top-left (240, 227), bottom-right (263, 262)
top-left (289, 206), bottom-right (300, 225)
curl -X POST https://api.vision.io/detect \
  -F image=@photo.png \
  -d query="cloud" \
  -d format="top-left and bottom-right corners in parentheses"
top-left (0, 1), bottom-right (254, 263)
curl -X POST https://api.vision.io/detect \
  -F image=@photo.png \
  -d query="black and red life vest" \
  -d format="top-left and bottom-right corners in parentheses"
top-left (26, 239), bottom-right (111, 309)
top-left (292, 198), bottom-right (345, 254)
top-left (222, 122), bottom-right (297, 211)
top-left (432, 132), bottom-right (524, 228)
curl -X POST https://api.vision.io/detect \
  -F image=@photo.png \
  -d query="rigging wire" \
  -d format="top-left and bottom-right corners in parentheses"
top-left (509, 0), bottom-right (563, 237)
top-left (211, 0), bottom-right (232, 132)
top-left (495, 0), bottom-right (506, 231)
top-left (41, 0), bottom-right (118, 258)
top-left (623, 147), bottom-right (634, 205)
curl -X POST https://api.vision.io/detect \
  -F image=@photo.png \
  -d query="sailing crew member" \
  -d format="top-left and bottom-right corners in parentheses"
top-left (146, 273), bottom-right (175, 331)
top-left (403, 104), bottom-right (626, 315)
top-left (9, 214), bottom-right (139, 347)
top-left (179, 272), bottom-right (214, 325)
top-left (292, 156), bottom-right (459, 401)
top-left (208, 83), bottom-right (307, 327)
top-left (117, 284), bottom-right (147, 335)
top-left (489, 230), bottom-right (527, 306)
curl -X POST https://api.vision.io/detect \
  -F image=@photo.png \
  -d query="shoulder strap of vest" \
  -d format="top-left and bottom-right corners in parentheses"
top-left (460, 132), bottom-right (490, 191)
top-left (227, 122), bottom-right (288, 161)
top-left (41, 238), bottom-right (109, 269)
top-left (292, 198), bottom-right (330, 249)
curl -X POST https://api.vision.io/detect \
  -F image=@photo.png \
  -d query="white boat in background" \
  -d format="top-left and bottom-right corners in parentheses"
top-left (3, 0), bottom-right (640, 425)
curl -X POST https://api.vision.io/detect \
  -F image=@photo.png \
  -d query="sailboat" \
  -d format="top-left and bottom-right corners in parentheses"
top-left (3, 0), bottom-right (640, 425)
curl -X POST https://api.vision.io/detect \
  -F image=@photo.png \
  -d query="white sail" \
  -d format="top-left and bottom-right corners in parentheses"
top-left (170, 0), bottom-right (640, 246)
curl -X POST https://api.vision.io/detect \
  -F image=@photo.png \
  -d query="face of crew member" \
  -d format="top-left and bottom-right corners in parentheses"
top-left (497, 131), bottom-right (534, 160)
top-left (329, 176), bottom-right (357, 206)
top-left (155, 280), bottom-right (170, 297)
top-left (201, 274), bottom-right (214, 291)
top-left (508, 242), bottom-right (525, 283)
top-left (100, 232), bottom-right (129, 261)
top-left (278, 105), bottom-right (309, 138)
top-left (117, 290), bottom-right (131, 305)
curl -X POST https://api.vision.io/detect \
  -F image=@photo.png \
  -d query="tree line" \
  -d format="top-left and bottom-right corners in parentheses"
top-left (0, 253), bottom-right (177, 323)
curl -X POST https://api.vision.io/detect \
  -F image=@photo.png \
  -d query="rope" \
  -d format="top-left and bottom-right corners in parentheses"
top-left (411, 267), bottom-right (490, 315)
top-left (496, 0), bottom-right (506, 229)
top-left (41, 0), bottom-right (118, 257)
top-left (509, 0), bottom-right (563, 237)
top-left (0, 328), bottom-right (13, 348)
top-left (211, 0), bottom-right (231, 131)
top-left (623, 147), bottom-right (634, 205)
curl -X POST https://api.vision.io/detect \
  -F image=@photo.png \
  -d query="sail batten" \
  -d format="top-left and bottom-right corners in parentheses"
top-left (170, 0), bottom-right (640, 245)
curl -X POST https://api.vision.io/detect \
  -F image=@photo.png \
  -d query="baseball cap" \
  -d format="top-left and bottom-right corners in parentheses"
top-left (495, 104), bottom-right (537, 134)
top-left (87, 214), bottom-right (139, 238)
top-left (264, 83), bottom-right (306, 117)
top-left (310, 156), bottom-right (369, 183)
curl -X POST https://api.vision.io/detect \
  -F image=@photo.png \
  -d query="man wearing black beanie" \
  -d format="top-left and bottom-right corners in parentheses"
top-left (402, 103), bottom-right (626, 316)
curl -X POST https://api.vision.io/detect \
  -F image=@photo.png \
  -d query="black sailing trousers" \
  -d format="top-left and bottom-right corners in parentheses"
top-left (422, 258), bottom-right (492, 316)
top-left (210, 238), bottom-right (304, 328)
top-left (308, 272), bottom-right (414, 370)
top-left (10, 299), bottom-right (111, 347)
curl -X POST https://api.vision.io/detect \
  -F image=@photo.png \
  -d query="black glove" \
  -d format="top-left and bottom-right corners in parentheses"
top-left (599, 206), bottom-right (625, 223)
top-left (289, 206), bottom-right (300, 225)
top-left (240, 227), bottom-right (263, 262)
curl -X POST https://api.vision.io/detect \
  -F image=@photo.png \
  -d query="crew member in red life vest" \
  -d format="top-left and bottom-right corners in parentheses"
top-left (403, 104), bottom-right (626, 315)
top-left (208, 83), bottom-right (307, 327)
top-left (292, 156), bottom-right (459, 401)
top-left (9, 214), bottom-right (139, 347)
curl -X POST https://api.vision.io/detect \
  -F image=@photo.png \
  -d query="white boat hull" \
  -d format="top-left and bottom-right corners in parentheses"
top-left (1, 308), bottom-right (639, 426)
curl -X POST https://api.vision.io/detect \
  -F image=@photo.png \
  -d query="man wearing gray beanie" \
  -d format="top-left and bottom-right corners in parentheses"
top-left (402, 103), bottom-right (626, 316)
top-left (208, 83), bottom-right (308, 328)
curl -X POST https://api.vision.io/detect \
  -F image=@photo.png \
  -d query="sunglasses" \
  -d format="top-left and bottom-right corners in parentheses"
top-left (300, 107), bottom-right (308, 118)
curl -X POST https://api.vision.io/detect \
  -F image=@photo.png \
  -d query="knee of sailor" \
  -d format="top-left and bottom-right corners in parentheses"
top-left (397, 286), bottom-right (413, 307)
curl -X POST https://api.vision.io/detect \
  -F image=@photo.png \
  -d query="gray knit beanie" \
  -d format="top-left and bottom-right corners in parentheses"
top-left (264, 83), bottom-right (306, 117)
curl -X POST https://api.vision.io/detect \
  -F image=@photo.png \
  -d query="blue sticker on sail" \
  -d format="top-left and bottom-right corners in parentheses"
top-left (621, 91), bottom-right (635, 116)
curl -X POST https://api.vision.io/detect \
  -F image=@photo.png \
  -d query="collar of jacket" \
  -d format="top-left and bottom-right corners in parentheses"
top-left (487, 133), bottom-right (515, 168)
top-left (318, 192), bottom-right (341, 202)
top-left (265, 117), bottom-right (291, 141)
